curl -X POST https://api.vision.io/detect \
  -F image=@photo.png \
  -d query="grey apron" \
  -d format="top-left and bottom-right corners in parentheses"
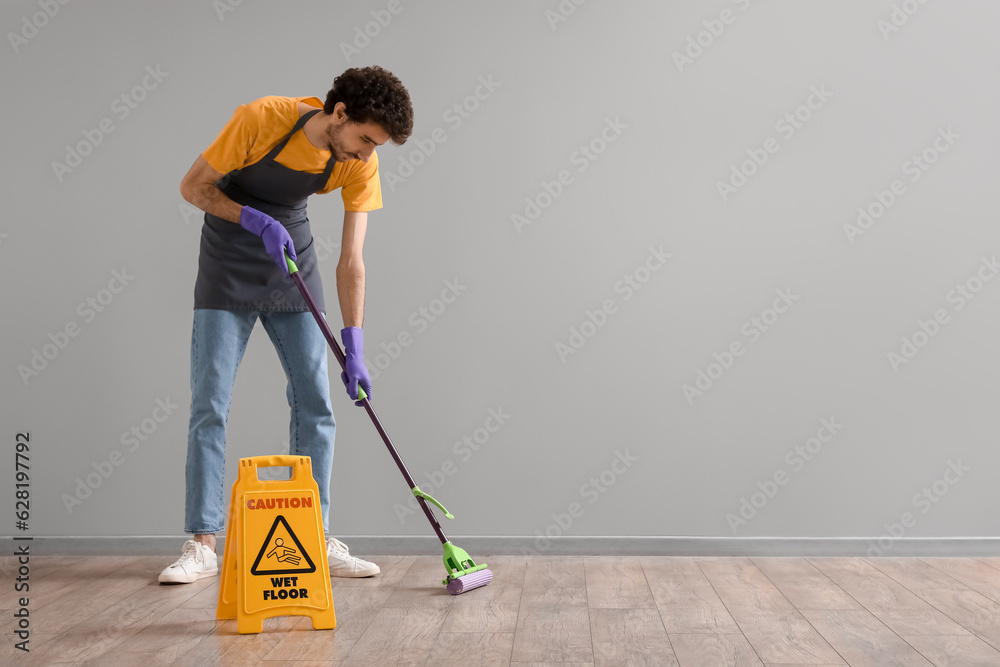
top-left (194, 108), bottom-right (334, 312)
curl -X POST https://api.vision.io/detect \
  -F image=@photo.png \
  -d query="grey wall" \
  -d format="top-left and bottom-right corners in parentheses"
top-left (3, 0), bottom-right (998, 547)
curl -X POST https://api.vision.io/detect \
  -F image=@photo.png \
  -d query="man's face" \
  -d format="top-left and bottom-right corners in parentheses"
top-left (324, 102), bottom-right (390, 163)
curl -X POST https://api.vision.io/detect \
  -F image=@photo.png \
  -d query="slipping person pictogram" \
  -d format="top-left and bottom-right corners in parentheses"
top-left (251, 515), bottom-right (317, 576)
top-left (266, 538), bottom-right (301, 566)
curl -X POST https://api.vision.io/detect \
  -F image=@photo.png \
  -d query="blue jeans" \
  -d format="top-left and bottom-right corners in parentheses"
top-left (184, 309), bottom-right (336, 534)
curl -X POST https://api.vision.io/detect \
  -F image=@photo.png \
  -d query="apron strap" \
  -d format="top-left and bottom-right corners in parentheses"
top-left (265, 108), bottom-right (323, 161)
top-left (263, 107), bottom-right (337, 193)
top-left (318, 150), bottom-right (337, 186)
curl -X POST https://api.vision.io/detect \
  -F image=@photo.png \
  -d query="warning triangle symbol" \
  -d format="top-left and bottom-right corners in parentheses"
top-left (250, 515), bottom-right (317, 576)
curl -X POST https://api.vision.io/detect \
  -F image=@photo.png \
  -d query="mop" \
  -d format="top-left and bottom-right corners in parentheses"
top-left (285, 252), bottom-right (493, 595)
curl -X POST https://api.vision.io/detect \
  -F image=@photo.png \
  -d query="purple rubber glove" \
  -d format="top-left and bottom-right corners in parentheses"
top-left (240, 206), bottom-right (296, 276)
top-left (340, 326), bottom-right (372, 406)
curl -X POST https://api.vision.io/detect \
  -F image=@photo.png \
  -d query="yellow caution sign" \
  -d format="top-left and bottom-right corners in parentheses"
top-left (217, 455), bottom-right (335, 634)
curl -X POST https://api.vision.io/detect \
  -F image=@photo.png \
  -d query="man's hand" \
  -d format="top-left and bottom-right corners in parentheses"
top-left (340, 326), bottom-right (372, 406)
top-left (240, 206), bottom-right (296, 276)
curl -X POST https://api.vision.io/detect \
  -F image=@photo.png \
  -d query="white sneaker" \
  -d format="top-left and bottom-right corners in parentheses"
top-left (327, 537), bottom-right (380, 577)
top-left (158, 539), bottom-right (219, 584)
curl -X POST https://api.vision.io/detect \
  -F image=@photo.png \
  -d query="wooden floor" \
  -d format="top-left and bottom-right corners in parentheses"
top-left (3, 554), bottom-right (1000, 666)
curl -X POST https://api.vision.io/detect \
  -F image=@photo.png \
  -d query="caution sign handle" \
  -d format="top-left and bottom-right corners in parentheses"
top-left (244, 455), bottom-right (312, 484)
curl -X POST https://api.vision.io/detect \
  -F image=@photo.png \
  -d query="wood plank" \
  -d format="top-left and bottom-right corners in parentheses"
top-left (511, 588), bottom-right (592, 663)
top-left (699, 560), bottom-right (842, 662)
top-left (751, 558), bottom-right (862, 610)
top-left (13, 553), bottom-right (68, 569)
top-left (585, 557), bottom-right (656, 609)
top-left (485, 555), bottom-right (528, 586)
top-left (920, 557), bottom-right (1000, 605)
top-left (28, 557), bottom-right (173, 635)
top-left (523, 556), bottom-right (586, 589)
top-left (317, 586), bottom-right (393, 644)
top-left (712, 587), bottom-right (843, 664)
top-left (866, 558), bottom-right (1000, 652)
top-left (36, 574), bottom-right (217, 663)
top-left (696, 558), bottom-right (777, 590)
top-left (179, 577), bottom-right (223, 609)
top-left (0, 555), bottom-right (77, 583)
top-left (329, 555), bottom-right (416, 589)
top-left (75, 607), bottom-right (219, 666)
top-left (441, 556), bottom-right (526, 633)
top-left (441, 582), bottom-right (521, 634)
top-left (338, 605), bottom-right (449, 666)
top-left (668, 633), bottom-right (764, 667)
top-left (0, 633), bottom-right (60, 664)
top-left (809, 558), bottom-right (972, 636)
top-left (799, 609), bottom-right (933, 666)
top-left (869, 558), bottom-right (974, 593)
top-left (259, 586), bottom-right (391, 663)
top-left (901, 634), bottom-right (1000, 666)
top-left (974, 557), bottom-right (1000, 572)
top-left (0, 555), bottom-right (141, 634)
top-left (381, 556), bottom-right (455, 608)
top-left (172, 616), bottom-right (298, 666)
top-left (424, 631), bottom-right (514, 666)
top-left (590, 607), bottom-right (678, 666)
top-left (714, 584), bottom-right (799, 613)
top-left (641, 557), bottom-right (741, 633)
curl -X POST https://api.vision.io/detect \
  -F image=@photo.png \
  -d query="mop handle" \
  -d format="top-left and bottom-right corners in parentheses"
top-left (285, 252), bottom-right (450, 545)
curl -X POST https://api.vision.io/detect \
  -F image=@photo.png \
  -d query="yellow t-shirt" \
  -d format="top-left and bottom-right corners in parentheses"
top-left (201, 96), bottom-right (382, 212)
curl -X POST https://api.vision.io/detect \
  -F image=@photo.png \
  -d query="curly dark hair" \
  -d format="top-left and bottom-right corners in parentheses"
top-left (324, 66), bottom-right (413, 145)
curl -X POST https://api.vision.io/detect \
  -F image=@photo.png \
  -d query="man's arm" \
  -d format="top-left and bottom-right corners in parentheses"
top-left (179, 155), bottom-right (242, 223)
top-left (337, 211), bottom-right (368, 327)
top-left (180, 153), bottom-right (297, 274)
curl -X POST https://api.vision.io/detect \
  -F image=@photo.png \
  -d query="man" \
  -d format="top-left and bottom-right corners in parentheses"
top-left (158, 66), bottom-right (413, 583)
